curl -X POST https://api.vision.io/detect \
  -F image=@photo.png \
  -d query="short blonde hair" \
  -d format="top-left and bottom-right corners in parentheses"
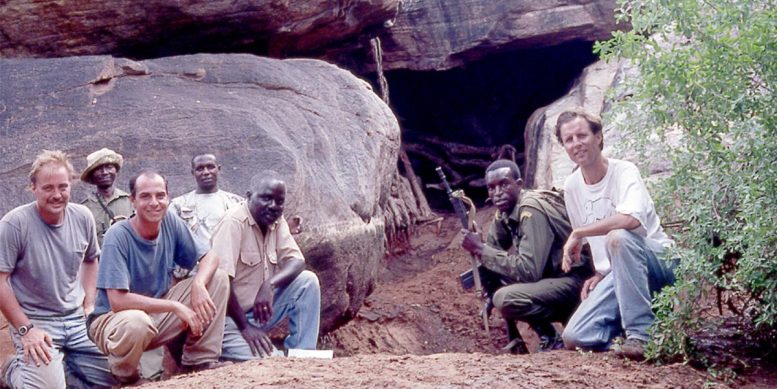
top-left (29, 150), bottom-right (76, 184)
top-left (554, 108), bottom-right (604, 150)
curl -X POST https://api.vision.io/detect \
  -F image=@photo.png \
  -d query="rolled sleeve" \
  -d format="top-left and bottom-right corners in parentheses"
top-left (210, 216), bottom-right (243, 278)
top-left (275, 217), bottom-right (304, 266)
top-left (614, 164), bottom-right (652, 235)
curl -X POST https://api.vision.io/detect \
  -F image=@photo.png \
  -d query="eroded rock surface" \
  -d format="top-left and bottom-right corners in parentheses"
top-left (0, 1), bottom-right (400, 59)
top-left (0, 54), bottom-right (400, 332)
top-left (2, 1), bottom-right (622, 74)
top-left (360, 0), bottom-right (622, 71)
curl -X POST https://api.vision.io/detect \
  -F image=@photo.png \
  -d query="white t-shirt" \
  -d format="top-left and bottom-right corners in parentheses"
top-left (171, 189), bottom-right (244, 245)
top-left (563, 158), bottom-right (673, 275)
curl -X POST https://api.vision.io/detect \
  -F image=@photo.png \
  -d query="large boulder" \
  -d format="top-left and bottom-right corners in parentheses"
top-left (0, 1), bottom-right (400, 59)
top-left (0, 54), bottom-right (400, 333)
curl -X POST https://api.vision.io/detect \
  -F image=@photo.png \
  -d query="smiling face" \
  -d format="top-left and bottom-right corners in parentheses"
top-left (130, 173), bottom-right (169, 225)
top-left (486, 167), bottom-right (521, 213)
top-left (192, 154), bottom-right (220, 194)
top-left (248, 178), bottom-right (286, 229)
top-left (90, 163), bottom-right (118, 189)
top-left (31, 163), bottom-right (71, 224)
top-left (559, 117), bottom-right (604, 169)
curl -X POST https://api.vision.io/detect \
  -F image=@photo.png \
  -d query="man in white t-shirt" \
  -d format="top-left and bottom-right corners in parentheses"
top-left (554, 109), bottom-right (677, 361)
top-left (171, 154), bottom-right (244, 247)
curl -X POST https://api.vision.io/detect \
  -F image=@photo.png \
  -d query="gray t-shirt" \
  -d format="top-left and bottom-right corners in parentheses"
top-left (92, 209), bottom-right (208, 317)
top-left (0, 202), bottom-right (100, 318)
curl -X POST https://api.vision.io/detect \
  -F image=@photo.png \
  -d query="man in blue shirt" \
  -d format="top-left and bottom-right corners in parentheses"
top-left (87, 168), bottom-right (229, 384)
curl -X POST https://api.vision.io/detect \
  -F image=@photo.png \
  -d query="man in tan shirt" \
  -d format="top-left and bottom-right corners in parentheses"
top-left (211, 172), bottom-right (320, 360)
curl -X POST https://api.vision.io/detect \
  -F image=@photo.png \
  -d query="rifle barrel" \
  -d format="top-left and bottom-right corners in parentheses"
top-left (436, 167), bottom-right (469, 228)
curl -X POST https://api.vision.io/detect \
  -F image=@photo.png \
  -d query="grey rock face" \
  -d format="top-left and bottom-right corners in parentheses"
top-left (369, 0), bottom-right (622, 71)
top-left (0, 1), bottom-right (401, 58)
top-left (2, 1), bottom-right (622, 74)
top-left (0, 54), bottom-right (400, 333)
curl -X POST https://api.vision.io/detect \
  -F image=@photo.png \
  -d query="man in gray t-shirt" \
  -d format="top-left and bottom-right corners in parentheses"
top-left (0, 150), bottom-right (117, 389)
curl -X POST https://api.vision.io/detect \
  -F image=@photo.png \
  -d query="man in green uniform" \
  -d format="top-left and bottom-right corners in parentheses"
top-left (80, 148), bottom-right (133, 246)
top-left (460, 159), bottom-right (592, 353)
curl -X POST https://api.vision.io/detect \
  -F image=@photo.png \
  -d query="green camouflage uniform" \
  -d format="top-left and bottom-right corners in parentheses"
top-left (480, 190), bottom-right (593, 326)
top-left (81, 189), bottom-right (133, 246)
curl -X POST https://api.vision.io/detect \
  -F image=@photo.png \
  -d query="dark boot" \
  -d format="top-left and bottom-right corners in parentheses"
top-left (532, 322), bottom-right (563, 351)
top-left (501, 319), bottom-right (529, 354)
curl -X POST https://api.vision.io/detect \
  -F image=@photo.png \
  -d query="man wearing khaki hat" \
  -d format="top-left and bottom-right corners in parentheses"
top-left (80, 148), bottom-right (133, 246)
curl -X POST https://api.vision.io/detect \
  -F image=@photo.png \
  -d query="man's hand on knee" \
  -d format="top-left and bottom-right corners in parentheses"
top-left (580, 272), bottom-right (604, 300)
top-left (21, 327), bottom-right (53, 366)
top-left (174, 301), bottom-right (205, 337)
top-left (240, 326), bottom-right (274, 358)
top-left (190, 281), bottom-right (217, 328)
top-left (252, 282), bottom-right (274, 325)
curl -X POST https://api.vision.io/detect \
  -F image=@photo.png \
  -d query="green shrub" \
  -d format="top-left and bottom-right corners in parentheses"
top-left (594, 0), bottom-right (776, 364)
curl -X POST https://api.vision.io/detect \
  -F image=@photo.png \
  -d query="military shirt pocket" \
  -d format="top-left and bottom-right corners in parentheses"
top-left (178, 207), bottom-right (195, 222)
top-left (239, 247), bottom-right (262, 267)
top-left (266, 250), bottom-right (278, 265)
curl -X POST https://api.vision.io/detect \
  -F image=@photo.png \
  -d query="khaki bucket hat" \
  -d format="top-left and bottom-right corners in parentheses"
top-left (81, 148), bottom-right (124, 183)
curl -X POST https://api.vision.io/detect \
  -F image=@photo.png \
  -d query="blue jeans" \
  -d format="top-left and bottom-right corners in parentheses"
top-left (562, 229), bottom-right (677, 350)
top-left (221, 270), bottom-right (321, 361)
top-left (4, 311), bottom-right (117, 389)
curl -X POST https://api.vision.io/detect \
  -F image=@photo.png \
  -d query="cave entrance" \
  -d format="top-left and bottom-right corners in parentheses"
top-left (385, 40), bottom-right (598, 210)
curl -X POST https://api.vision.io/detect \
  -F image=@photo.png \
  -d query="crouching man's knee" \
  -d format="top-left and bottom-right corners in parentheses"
top-left (492, 287), bottom-right (532, 319)
top-left (103, 310), bottom-right (156, 348)
top-left (561, 327), bottom-right (581, 351)
top-left (207, 269), bottom-right (230, 302)
top-left (296, 270), bottom-right (320, 290)
top-left (605, 229), bottom-right (632, 253)
top-left (88, 309), bottom-right (157, 380)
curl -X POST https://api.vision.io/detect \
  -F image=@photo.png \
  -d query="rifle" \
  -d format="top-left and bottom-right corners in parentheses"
top-left (435, 167), bottom-right (490, 335)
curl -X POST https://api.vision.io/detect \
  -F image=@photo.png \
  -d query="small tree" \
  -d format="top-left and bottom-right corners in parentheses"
top-left (594, 0), bottom-right (776, 364)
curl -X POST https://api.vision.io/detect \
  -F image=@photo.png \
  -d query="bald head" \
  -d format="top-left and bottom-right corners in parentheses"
top-left (247, 170), bottom-right (286, 229)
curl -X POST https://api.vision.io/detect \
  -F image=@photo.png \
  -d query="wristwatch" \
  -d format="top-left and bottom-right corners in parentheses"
top-left (17, 323), bottom-right (34, 336)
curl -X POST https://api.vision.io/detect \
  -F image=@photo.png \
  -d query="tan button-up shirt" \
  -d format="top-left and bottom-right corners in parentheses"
top-left (211, 203), bottom-right (304, 312)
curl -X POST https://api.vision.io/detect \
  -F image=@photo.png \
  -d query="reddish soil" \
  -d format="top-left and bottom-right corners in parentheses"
top-left (2, 209), bottom-right (775, 388)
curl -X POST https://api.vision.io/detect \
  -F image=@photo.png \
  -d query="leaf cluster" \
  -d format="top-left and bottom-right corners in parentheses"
top-left (594, 0), bottom-right (776, 366)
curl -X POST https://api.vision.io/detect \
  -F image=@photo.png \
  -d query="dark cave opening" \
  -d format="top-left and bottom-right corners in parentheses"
top-left (383, 40), bottom-right (599, 210)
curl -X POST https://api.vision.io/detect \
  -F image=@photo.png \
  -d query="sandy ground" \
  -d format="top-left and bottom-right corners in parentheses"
top-left (1, 209), bottom-right (775, 388)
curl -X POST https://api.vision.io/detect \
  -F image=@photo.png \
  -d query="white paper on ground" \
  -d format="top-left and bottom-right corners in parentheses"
top-left (286, 349), bottom-right (334, 359)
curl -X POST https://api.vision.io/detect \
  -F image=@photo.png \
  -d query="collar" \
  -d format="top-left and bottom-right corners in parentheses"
top-left (87, 188), bottom-right (129, 203)
top-left (495, 191), bottom-right (523, 224)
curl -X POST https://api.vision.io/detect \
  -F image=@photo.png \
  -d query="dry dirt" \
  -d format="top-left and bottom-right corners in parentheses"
top-left (2, 209), bottom-right (775, 388)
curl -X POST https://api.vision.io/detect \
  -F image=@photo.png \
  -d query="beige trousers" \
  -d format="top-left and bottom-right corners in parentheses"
top-left (88, 269), bottom-right (229, 382)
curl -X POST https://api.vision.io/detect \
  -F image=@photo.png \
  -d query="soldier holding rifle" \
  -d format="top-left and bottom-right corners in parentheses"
top-left (456, 160), bottom-right (593, 353)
